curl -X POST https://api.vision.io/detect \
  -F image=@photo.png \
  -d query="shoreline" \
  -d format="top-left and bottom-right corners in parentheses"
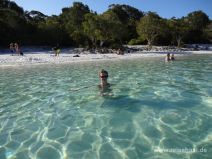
top-left (0, 50), bottom-right (212, 67)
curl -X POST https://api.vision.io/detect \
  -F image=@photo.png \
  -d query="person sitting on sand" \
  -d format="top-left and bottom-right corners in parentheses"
top-left (99, 69), bottom-right (110, 88)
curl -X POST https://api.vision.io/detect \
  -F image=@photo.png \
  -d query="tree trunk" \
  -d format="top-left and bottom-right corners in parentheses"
top-left (176, 37), bottom-right (182, 48)
top-left (100, 41), bottom-right (104, 47)
top-left (147, 39), bottom-right (153, 50)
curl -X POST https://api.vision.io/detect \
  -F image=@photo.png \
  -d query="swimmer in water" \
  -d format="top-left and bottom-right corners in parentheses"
top-left (99, 69), bottom-right (110, 88)
top-left (98, 69), bottom-right (112, 96)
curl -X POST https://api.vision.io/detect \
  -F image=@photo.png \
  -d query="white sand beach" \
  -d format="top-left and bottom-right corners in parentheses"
top-left (0, 46), bottom-right (212, 67)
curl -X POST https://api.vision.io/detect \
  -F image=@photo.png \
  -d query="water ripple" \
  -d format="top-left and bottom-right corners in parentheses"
top-left (0, 55), bottom-right (212, 158)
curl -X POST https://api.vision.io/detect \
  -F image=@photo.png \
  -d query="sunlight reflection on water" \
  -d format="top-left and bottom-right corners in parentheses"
top-left (0, 55), bottom-right (212, 159)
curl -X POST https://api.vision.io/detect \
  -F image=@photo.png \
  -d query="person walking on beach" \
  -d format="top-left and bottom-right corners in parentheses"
top-left (53, 44), bottom-right (60, 56)
top-left (9, 43), bottom-right (15, 55)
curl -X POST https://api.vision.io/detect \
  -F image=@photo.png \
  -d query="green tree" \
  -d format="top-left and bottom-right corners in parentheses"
top-left (204, 21), bottom-right (212, 43)
top-left (37, 16), bottom-right (70, 45)
top-left (0, 0), bottom-right (24, 15)
top-left (0, 0), bottom-right (211, 47)
top-left (137, 12), bottom-right (163, 47)
top-left (0, 8), bottom-right (27, 45)
top-left (83, 13), bottom-right (100, 47)
top-left (60, 2), bottom-right (90, 46)
top-left (107, 4), bottom-right (143, 42)
top-left (83, 12), bottom-right (124, 47)
top-left (186, 10), bottom-right (210, 31)
top-left (168, 18), bottom-right (189, 47)
top-left (101, 11), bottom-right (127, 46)
top-left (183, 11), bottom-right (210, 43)
top-left (0, 0), bottom-right (28, 45)
top-left (83, 9), bottom-right (128, 48)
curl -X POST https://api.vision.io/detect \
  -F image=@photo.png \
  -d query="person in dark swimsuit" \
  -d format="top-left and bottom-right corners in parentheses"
top-left (170, 54), bottom-right (175, 60)
top-left (9, 43), bottom-right (15, 55)
top-left (165, 53), bottom-right (171, 61)
top-left (14, 43), bottom-right (20, 55)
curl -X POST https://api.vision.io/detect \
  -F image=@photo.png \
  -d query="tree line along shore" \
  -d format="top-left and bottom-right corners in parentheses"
top-left (0, 0), bottom-right (212, 50)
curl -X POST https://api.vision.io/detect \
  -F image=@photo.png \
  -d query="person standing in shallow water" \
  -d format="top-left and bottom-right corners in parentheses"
top-left (14, 43), bottom-right (20, 55)
top-left (9, 43), bottom-right (15, 55)
top-left (99, 69), bottom-right (110, 88)
top-left (165, 53), bottom-right (171, 61)
top-left (171, 54), bottom-right (175, 60)
top-left (165, 53), bottom-right (175, 61)
top-left (98, 69), bottom-right (113, 96)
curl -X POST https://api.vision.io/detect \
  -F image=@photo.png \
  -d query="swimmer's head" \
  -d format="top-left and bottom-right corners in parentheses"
top-left (99, 69), bottom-right (108, 79)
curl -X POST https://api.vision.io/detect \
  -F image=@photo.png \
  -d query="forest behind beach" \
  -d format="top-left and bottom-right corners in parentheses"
top-left (0, 0), bottom-right (212, 48)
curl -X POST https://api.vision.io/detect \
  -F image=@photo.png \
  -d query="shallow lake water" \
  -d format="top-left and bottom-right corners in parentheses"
top-left (0, 55), bottom-right (212, 159)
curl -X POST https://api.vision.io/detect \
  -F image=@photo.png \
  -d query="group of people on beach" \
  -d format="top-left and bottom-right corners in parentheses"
top-left (9, 43), bottom-right (23, 56)
top-left (9, 42), bottom-right (61, 57)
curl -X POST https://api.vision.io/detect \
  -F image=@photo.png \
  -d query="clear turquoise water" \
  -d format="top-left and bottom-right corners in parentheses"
top-left (0, 55), bottom-right (212, 159)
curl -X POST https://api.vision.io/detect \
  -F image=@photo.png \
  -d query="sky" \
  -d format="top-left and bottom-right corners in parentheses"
top-left (13, 0), bottom-right (212, 19)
